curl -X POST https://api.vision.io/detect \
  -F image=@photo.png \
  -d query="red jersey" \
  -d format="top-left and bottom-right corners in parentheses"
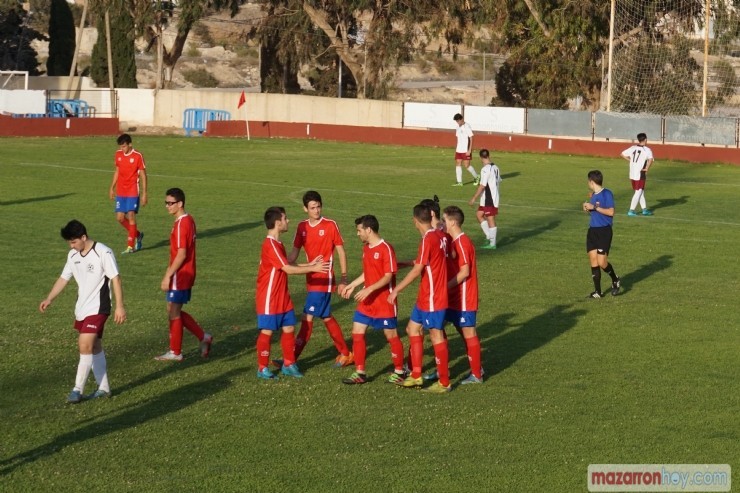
top-left (114, 149), bottom-right (146, 197)
top-left (256, 237), bottom-right (294, 315)
top-left (293, 217), bottom-right (344, 292)
top-left (414, 229), bottom-right (448, 312)
top-left (358, 240), bottom-right (398, 319)
top-left (448, 232), bottom-right (478, 311)
top-left (169, 213), bottom-right (196, 290)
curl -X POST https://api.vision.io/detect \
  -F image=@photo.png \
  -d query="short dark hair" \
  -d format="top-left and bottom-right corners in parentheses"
top-left (479, 148), bottom-right (490, 158)
top-left (166, 187), bottom-right (185, 206)
top-left (355, 215), bottom-right (379, 233)
top-left (637, 132), bottom-right (647, 142)
top-left (588, 170), bottom-right (604, 186)
top-left (413, 203), bottom-right (432, 223)
top-left (61, 219), bottom-right (87, 240)
top-left (302, 190), bottom-right (322, 207)
top-left (264, 206), bottom-right (286, 229)
top-left (419, 195), bottom-right (440, 219)
top-left (117, 133), bottom-right (132, 145)
top-left (443, 205), bottom-right (465, 226)
top-left (453, 113), bottom-right (463, 121)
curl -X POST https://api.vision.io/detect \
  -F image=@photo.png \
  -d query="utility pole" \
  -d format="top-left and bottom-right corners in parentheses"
top-left (105, 9), bottom-right (115, 115)
top-left (67, 0), bottom-right (88, 96)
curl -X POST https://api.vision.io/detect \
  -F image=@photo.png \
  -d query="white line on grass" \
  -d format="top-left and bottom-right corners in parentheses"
top-left (13, 162), bottom-right (740, 226)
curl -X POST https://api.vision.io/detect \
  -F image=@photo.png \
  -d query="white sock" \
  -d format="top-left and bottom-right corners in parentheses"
top-left (74, 354), bottom-right (93, 393)
top-left (467, 166), bottom-right (478, 179)
top-left (92, 351), bottom-right (110, 393)
top-left (480, 221), bottom-right (490, 239)
top-left (639, 194), bottom-right (647, 210)
top-left (455, 167), bottom-right (462, 183)
top-left (630, 190), bottom-right (642, 210)
top-left (490, 227), bottom-right (498, 246)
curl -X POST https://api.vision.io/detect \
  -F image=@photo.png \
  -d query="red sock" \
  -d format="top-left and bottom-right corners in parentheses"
top-left (409, 335), bottom-right (424, 378)
top-left (126, 222), bottom-right (138, 248)
top-left (181, 311), bottom-right (205, 340)
top-left (465, 335), bottom-right (482, 379)
top-left (324, 316), bottom-right (349, 355)
top-left (256, 332), bottom-right (272, 370)
top-left (169, 318), bottom-right (183, 355)
top-left (388, 336), bottom-right (404, 372)
top-left (281, 331), bottom-right (296, 367)
top-left (351, 333), bottom-right (366, 372)
top-left (433, 340), bottom-right (450, 387)
top-left (294, 319), bottom-right (313, 359)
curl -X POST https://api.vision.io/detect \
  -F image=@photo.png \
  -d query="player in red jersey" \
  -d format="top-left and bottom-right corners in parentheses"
top-left (442, 205), bottom-right (483, 384)
top-left (256, 206), bottom-right (330, 379)
top-left (155, 188), bottom-right (212, 361)
top-left (388, 203), bottom-right (451, 393)
top-left (40, 220), bottom-right (126, 403)
top-left (286, 191), bottom-right (352, 368)
top-left (339, 215), bottom-right (405, 385)
top-left (109, 134), bottom-right (147, 254)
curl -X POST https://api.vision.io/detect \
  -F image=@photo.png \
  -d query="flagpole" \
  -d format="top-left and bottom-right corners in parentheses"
top-left (238, 90), bottom-right (250, 141)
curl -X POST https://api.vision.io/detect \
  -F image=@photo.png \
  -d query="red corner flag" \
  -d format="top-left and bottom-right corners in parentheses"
top-left (237, 90), bottom-right (246, 109)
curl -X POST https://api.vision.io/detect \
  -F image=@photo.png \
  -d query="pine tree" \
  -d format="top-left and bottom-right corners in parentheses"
top-left (90, 0), bottom-right (137, 88)
top-left (0, 4), bottom-right (45, 75)
top-left (47, 0), bottom-right (75, 76)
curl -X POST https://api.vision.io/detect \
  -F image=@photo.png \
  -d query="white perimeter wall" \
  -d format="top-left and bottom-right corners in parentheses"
top-left (0, 89), bottom-right (45, 114)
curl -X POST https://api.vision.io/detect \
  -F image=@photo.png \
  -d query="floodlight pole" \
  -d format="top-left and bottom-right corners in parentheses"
top-left (606, 0), bottom-right (616, 112)
top-left (702, 0), bottom-right (710, 117)
top-left (105, 9), bottom-right (115, 116)
top-left (67, 0), bottom-right (89, 96)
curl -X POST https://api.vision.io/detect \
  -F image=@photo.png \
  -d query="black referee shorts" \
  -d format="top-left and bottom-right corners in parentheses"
top-left (586, 226), bottom-right (613, 254)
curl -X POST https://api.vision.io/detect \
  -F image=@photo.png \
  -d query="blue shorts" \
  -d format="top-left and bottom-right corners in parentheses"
top-left (115, 196), bottom-right (140, 214)
top-left (258, 311), bottom-right (297, 331)
top-left (410, 305), bottom-right (446, 330)
top-left (166, 289), bottom-right (191, 304)
top-left (445, 309), bottom-right (477, 329)
top-left (353, 311), bottom-right (397, 330)
top-left (303, 291), bottom-right (332, 319)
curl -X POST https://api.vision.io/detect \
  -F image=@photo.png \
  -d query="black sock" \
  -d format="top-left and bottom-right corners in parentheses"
top-left (603, 263), bottom-right (618, 282)
top-left (591, 267), bottom-right (601, 293)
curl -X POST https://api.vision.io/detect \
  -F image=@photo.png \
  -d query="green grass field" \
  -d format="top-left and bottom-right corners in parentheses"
top-left (0, 136), bottom-right (737, 492)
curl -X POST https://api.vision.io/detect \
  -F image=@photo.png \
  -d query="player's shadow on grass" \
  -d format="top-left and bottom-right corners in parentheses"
top-left (445, 312), bottom-right (517, 379)
top-left (0, 193), bottom-right (75, 206)
top-left (619, 254), bottom-right (673, 295)
top-left (0, 369), bottom-right (243, 476)
top-left (497, 220), bottom-right (560, 249)
top-left (501, 171), bottom-right (521, 180)
top-left (482, 304), bottom-right (586, 376)
top-left (143, 221), bottom-right (262, 250)
top-left (650, 195), bottom-right (689, 212)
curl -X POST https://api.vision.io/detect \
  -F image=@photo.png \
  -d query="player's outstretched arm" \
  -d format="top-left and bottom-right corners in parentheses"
top-left (282, 261), bottom-right (330, 276)
top-left (356, 272), bottom-right (392, 302)
top-left (110, 275), bottom-right (127, 324)
top-left (335, 244), bottom-right (348, 290)
top-left (341, 273), bottom-right (365, 299)
top-left (286, 246), bottom-right (301, 264)
top-left (388, 263), bottom-right (423, 303)
top-left (139, 170), bottom-right (148, 207)
top-left (39, 277), bottom-right (70, 312)
top-left (109, 169), bottom-right (119, 200)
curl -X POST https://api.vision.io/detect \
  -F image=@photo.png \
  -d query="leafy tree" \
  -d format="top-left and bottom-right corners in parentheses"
top-left (132, 0), bottom-right (244, 86)
top-left (47, 0), bottom-right (75, 76)
top-left (255, 1), bottom-right (496, 99)
top-left (90, 0), bottom-right (137, 87)
top-left (0, 3), bottom-right (45, 75)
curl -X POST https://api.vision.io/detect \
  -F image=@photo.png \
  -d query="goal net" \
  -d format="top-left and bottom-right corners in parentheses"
top-left (609, 0), bottom-right (740, 117)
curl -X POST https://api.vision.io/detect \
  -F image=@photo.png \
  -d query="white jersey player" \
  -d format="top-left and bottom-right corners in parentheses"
top-left (621, 132), bottom-right (654, 216)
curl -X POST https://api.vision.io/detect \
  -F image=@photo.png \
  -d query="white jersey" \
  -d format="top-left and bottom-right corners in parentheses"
top-left (61, 242), bottom-right (120, 320)
top-left (621, 144), bottom-right (653, 180)
top-left (455, 122), bottom-right (474, 153)
top-left (479, 163), bottom-right (501, 207)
